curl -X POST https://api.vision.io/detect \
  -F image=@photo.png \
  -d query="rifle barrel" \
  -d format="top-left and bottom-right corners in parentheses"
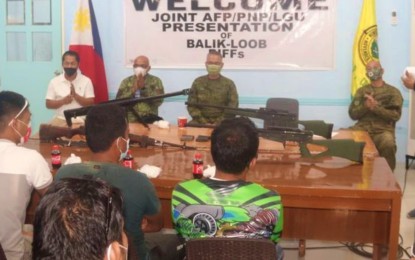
top-left (64, 89), bottom-right (190, 127)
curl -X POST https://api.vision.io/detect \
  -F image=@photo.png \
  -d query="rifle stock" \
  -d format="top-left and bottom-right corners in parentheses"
top-left (64, 89), bottom-right (190, 127)
top-left (39, 124), bottom-right (85, 142)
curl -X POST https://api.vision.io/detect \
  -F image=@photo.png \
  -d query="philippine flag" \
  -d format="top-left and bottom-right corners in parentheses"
top-left (69, 0), bottom-right (109, 103)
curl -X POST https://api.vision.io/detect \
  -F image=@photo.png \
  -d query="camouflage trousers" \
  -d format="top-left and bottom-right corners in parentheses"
top-left (370, 131), bottom-right (396, 171)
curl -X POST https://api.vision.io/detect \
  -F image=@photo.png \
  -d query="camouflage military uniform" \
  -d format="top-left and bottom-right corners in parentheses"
top-left (116, 74), bottom-right (164, 122)
top-left (349, 83), bottom-right (403, 170)
top-left (187, 75), bottom-right (239, 124)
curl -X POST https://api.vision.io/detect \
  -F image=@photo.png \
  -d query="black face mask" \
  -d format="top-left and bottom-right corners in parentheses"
top-left (64, 67), bottom-right (77, 76)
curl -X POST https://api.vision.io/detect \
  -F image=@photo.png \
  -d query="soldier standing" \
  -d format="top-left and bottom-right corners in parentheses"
top-left (187, 50), bottom-right (239, 125)
top-left (349, 60), bottom-right (403, 171)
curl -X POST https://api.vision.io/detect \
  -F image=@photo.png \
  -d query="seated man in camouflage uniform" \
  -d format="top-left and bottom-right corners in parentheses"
top-left (349, 60), bottom-right (403, 170)
top-left (116, 55), bottom-right (165, 123)
top-left (187, 50), bottom-right (239, 125)
top-left (172, 117), bottom-right (284, 259)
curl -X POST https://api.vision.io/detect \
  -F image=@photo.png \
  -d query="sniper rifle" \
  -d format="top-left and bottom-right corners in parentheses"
top-left (185, 102), bottom-right (298, 129)
top-left (64, 89), bottom-right (190, 127)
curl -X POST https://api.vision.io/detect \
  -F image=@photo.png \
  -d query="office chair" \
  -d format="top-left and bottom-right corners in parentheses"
top-left (298, 120), bottom-right (334, 139)
top-left (264, 98), bottom-right (299, 129)
top-left (185, 237), bottom-right (277, 260)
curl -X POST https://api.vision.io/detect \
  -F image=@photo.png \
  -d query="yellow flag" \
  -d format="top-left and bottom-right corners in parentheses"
top-left (351, 0), bottom-right (379, 96)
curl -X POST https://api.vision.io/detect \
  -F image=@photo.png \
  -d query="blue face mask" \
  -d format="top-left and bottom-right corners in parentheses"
top-left (117, 137), bottom-right (130, 161)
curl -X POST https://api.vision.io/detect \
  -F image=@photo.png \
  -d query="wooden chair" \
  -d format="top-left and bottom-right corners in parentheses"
top-left (185, 237), bottom-right (277, 260)
top-left (264, 98), bottom-right (299, 129)
top-left (298, 120), bottom-right (334, 139)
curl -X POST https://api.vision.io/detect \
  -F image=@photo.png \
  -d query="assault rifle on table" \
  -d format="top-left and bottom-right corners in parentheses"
top-left (64, 89), bottom-right (190, 127)
top-left (188, 123), bottom-right (313, 146)
top-left (188, 124), bottom-right (365, 163)
top-left (258, 128), bottom-right (364, 163)
top-left (39, 124), bottom-right (196, 150)
top-left (185, 102), bottom-right (298, 129)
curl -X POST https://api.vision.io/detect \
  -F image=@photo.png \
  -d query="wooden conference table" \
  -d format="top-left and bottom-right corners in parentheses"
top-left (27, 123), bottom-right (400, 260)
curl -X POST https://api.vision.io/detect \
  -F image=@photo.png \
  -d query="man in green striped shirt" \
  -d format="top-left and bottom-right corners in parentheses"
top-left (172, 117), bottom-right (283, 259)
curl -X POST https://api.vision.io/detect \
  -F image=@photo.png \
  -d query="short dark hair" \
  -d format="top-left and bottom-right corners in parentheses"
top-left (208, 49), bottom-right (222, 58)
top-left (32, 177), bottom-right (124, 260)
top-left (211, 117), bottom-right (259, 174)
top-left (85, 104), bottom-right (127, 153)
top-left (62, 50), bottom-right (80, 63)
top-left (0, 91), bottom-right (28, 131)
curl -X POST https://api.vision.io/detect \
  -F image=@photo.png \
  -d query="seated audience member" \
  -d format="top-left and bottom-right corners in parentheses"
top-left (171, 117), bottom-right (284, 259)
top-left (45, 50), bottom-right (95, 120)
top-left (0, 91), bottom-right (52, 260)
top-left (32, 177), bottom-right (127, 260)
top-left (187, 50), bottom-right (239, 125)
top-left (349, 60), bottom-right (403, 170)
top-left (55, 104), bottom-right (164, 260)
top-left (116, 55), bottom-right (165, 123)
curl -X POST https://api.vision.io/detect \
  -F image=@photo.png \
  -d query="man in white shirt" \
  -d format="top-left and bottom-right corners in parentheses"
top-left (45, 50), bottom-right (95, 120)
top-left (0, 91), bottom-right (53, 260)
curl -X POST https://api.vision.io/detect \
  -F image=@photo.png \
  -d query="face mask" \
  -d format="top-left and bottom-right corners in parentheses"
top-left (11, 120), bottom-right (31, 145)
top-left (21, 121), bottom-right (31, 144)
top-left (206, 64), bottom-right (221, 75)
top-left (117, 137), bottom-right (130, 161)
top-left (64, 67), bottom-right (77, 77)
top-left (367, 68), bottom-right (382, 81)
top-left (134, 67), bottom-right (147, 77)
top-left (107, 243), bottom-right (128, 260)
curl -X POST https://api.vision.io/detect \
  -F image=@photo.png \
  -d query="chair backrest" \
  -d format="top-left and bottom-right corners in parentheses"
top-left (186, 238), bottom-right (277, 260)
top-left (264, 98), bottom-right (299, 129)
top-left (0, 242), bottom-right (7, 260)
top-left (298, 120), bottom-right (334, 139)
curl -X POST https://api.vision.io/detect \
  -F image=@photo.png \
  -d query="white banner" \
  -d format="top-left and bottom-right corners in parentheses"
top-left (124, 0), bottom-right (336, 70)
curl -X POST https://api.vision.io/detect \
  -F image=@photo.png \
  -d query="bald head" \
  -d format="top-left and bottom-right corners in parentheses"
top-left (366, 60), bottom-right (381, 70)
top-left (133, 56), bottom-right (150, 68)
